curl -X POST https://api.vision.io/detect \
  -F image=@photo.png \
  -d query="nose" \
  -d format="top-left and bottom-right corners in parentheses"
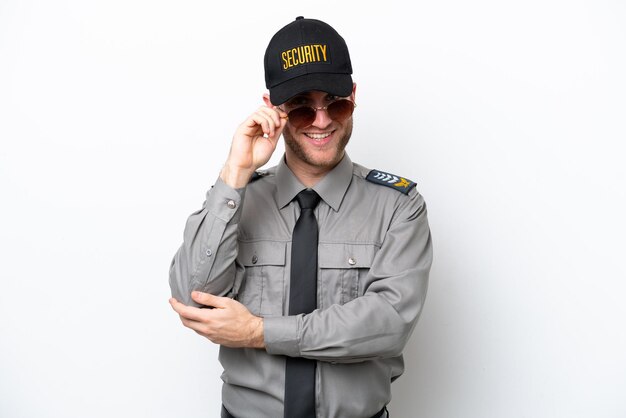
top-left (311, 106), bottom-right (333, 129)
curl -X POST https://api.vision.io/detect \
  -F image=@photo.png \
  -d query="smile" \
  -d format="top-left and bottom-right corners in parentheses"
top-left (304, 131), bottom-right (333, 141)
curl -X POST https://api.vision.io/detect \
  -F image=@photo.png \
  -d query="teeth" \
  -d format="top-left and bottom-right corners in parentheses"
top-left (306, 132), bottom-right (332, 140)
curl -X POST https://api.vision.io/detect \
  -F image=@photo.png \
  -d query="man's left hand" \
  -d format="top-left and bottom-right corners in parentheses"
top-left (169, 292), bottom-right (265, 349)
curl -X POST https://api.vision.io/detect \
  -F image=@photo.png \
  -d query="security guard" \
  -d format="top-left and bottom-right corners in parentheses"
top-left (169, 17), bottom-right (433, 418)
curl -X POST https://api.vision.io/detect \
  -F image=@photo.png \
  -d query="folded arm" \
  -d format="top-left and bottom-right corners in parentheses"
top-left (264, 193), bottom-right (433, 363)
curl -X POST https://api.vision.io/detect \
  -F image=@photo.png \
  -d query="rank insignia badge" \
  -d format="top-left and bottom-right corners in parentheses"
top-left (366, 170), bottom-right (417, 195)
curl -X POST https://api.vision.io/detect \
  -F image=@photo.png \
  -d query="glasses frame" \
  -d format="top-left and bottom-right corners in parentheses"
top-left (279, 98), bottom-right (357, 128)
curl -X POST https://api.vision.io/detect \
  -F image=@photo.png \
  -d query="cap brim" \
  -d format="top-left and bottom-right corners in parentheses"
top-left (269, 72), bottom-right (353, 105)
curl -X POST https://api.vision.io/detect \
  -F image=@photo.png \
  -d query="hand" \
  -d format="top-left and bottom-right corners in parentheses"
top-left (169, 291), bottom-right (265, 349)
top-left (221, 105), bottom-right (288, 188)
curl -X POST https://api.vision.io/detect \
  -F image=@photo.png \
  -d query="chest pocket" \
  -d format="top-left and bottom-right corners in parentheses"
top-left (318, 243), bottom-right (378, 308)
top-left (236, 240), bottom-right (287, 317)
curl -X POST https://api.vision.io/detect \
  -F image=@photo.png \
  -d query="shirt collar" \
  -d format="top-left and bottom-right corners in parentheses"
top-left (276, 153), bottom-right (353, 211)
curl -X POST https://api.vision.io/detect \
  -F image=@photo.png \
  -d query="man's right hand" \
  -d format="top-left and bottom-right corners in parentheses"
top-left (220, 105), bottom-right (288, 188)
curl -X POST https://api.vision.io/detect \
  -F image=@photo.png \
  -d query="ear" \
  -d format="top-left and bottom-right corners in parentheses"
top-left (262, 93), bottom-right (273, 107)
top-left (351, 82), bottom-right (357, 102)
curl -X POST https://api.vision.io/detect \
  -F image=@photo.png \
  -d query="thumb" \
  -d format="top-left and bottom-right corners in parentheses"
top-left (191, 291), bottom-right (229, 308)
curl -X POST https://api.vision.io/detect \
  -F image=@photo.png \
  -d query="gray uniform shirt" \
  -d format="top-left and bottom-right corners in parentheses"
top-left (169, 154), bottom-right (433, 418)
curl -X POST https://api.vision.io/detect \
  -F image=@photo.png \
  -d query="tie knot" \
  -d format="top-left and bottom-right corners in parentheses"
top-left (296, 189), bottom-right (321, 210)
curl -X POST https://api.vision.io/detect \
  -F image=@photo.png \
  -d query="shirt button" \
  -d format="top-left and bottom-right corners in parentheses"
top-left (227, 200), bottom-right (236, 209)
top-left (205, 249), bottom-right (212, 256)
top-left (348, 257), bottom-right (356, 266)
top-left (252, 255), bottom-right (258, 264)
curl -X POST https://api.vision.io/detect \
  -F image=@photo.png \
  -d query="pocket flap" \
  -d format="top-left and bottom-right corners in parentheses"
top-left (318, 243), bottom-right (378, 268)
top-left (238, 240), bottom-right (287, 267)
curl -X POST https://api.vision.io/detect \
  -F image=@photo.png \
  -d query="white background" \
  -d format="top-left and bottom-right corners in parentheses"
top-left (1, 1), bottom-right (625, 417)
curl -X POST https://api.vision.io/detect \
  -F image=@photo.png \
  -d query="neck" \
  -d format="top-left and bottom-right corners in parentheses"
top-left (284, 151), bottom-right (343, 188)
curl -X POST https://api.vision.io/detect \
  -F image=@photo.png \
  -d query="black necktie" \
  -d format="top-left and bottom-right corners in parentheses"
top-left (284, 189), bottom-right (320, 418)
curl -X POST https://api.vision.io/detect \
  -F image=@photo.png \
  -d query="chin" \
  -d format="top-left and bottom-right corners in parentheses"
top-left (287, 140), bottom-right (345, 169)
top-left (283, 120), bottom-right (353, 169)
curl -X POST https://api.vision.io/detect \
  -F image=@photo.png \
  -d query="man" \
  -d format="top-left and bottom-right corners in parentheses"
top-left (169, 16), bottom-right (432, 418)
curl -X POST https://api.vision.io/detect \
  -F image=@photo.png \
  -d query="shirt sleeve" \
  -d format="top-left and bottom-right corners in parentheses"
top-left (169, 177), bottom-right (245, 307)
top-left (263, 191), bottom-right (433, 363)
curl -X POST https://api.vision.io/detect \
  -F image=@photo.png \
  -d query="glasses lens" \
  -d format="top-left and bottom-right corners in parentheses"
top-left (327, 100), bottom-right (355, 121)
top-left (287, 107), bottom-right (316, 129)
top-left (286, 100), bottom-right (355, 129)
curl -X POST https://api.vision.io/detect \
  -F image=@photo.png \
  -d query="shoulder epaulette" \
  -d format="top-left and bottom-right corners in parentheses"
top-left (365, 169), bottom-right (417, 195)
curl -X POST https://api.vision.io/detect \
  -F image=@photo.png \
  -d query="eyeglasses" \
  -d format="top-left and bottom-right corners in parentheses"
top-left (281, 99), bottom-right (356, 129)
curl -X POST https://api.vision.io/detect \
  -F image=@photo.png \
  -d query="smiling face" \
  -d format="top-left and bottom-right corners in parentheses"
top-left (265, 85), bottom-right (356, 177)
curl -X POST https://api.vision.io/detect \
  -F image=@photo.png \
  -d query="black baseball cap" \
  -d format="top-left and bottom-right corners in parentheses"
top-left (264, 17), bottom-right (353, 105)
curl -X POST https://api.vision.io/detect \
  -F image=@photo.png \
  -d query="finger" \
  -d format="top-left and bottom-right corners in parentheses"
top-left (242, 113), bottom-right (269, 137)
top-left (275, 113), bottom-right (288, 136)
top-left (256, 106), bottom-right (288, 137)
top-left (257, 105), bottom-right (283, 128)
top-left (257, 108), bottom-right (287, 143)
top-left (275, 107), bottom-right (289, 120)
top-left (181, 317), bottom-right (225, 346)
top-left (241, 111), bottom-right (271, 134)
top-left (191, 291), bottom-right (230, 309)
top-left (179, 316), bottom-right (208, 334)
top-left (169, 298), bottom-right (207, 321)
top-left (267, 114), bottom-right (287, 143)
top-left (255, 110), bottom-right (278, 137)
top-left (263, 108), bottom-right (280, 137)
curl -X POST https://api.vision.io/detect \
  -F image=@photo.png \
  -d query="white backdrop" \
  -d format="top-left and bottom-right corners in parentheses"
top-left (1, 1), bottom-right (625, 417)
